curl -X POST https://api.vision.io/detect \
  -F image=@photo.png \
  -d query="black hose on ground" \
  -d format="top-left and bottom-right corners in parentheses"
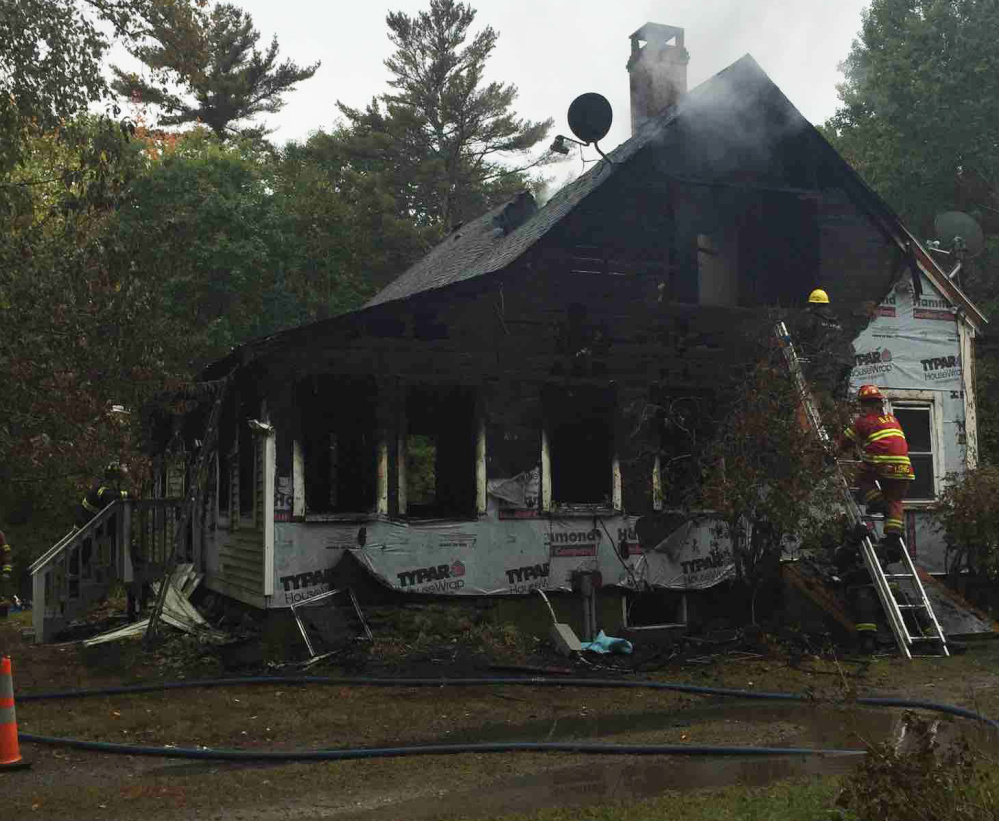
top-left (16, 676), bottom-right (999, 761)
top-left (16, 734), bottom-right (865, 762)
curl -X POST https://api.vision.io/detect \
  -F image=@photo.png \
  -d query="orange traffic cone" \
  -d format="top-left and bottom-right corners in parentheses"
top-left (1, 656), bottom-right (30, 771)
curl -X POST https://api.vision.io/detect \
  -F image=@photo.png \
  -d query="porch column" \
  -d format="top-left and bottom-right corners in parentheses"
top-left (540, 425), bottom-right (552, 513)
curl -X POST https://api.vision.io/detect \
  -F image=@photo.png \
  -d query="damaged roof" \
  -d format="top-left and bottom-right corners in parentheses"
top-left (364, 53), bottom-right (986, 331)
top-left (205, 53), bottom-right (984, 378)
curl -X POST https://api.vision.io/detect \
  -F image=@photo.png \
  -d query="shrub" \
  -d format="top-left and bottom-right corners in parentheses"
top-left (837, 714), bottom-right (999, 821)
top-left (934, 465), bottom-right (999, 579)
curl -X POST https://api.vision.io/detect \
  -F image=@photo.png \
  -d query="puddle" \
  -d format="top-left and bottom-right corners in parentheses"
top-left (342, 700), bottom-right (985, 821)
top-left (142, 698), bottom-right (995, 820)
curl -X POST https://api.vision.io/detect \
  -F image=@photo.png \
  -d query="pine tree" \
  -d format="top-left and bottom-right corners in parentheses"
top-left (337, 0), bottom-right (554, 230)
top-left (112, 2), bottom-right (319, 138)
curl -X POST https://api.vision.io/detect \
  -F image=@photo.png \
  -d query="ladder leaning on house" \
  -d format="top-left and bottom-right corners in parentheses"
top-left (774, 320), bottom-right (948, 659)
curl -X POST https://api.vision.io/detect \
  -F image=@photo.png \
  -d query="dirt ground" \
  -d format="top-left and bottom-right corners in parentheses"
top-left (4, 608), bottom-right (999, 821)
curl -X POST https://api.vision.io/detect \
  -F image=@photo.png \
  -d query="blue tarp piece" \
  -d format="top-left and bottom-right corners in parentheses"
top-left (579, 630), bottom-right (633, 655)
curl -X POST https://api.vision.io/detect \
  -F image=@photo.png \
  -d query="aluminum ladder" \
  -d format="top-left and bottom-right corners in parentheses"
top-left (775, 320), bottom-right (948, 659)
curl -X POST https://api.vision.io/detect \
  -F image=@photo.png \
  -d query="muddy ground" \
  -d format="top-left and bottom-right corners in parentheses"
top-left (3, 608), bottom-right (999, 821)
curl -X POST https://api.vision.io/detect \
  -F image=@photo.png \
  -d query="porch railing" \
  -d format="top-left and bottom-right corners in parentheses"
top-left (29, 498), bottom-right (185, 643)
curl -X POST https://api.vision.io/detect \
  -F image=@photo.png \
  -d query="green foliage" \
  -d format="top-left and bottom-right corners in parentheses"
top-left (276, 129), bottom-right (434, 296)
top-left (0, 120), bottom-right (172, 558)
top-left (112, 2), bottom-right (320, 138)
top-left (837, 714), bottom-right (999, 821)
top-left (827, 0), bottom-right (999, 228)
top-left (934, 464), bottom-right (999, 578)
top-left (337, 0), bottom-right (556, 229)
top-left (112, 130), bottom-right (314, 357)
top-left (826, 0), bottom-right (999, 464)
top-left (0, 0), bottom-right (147, 177)
top-left (406, 435), bottom-right (437, 505)
top-left (699, 325), bottom-right (846, 620)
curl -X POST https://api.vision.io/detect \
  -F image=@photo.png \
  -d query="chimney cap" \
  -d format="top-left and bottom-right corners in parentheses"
top-left (630, 22), bottom-right (684, 47)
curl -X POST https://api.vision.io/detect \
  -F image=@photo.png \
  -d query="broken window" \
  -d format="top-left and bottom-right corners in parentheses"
top-left (545, 385), bottom-right (615, 507)
top-left (298, 376), bottom-right (377, 514)
top-left (405, 386), bottom-right (476, 518)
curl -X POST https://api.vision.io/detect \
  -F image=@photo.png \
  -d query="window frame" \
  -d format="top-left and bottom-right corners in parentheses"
top-left (883, 389), bottom-right (944, 505)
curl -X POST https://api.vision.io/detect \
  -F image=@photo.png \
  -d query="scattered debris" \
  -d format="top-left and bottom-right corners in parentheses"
top-left (83, 564), bottom-right (226, 646)
top-left (290, 588), bottom-right (372, 658)
top-left (535, 589), bottom-right (582, 656)
top-left (580, 630), bottom-right (633, 655)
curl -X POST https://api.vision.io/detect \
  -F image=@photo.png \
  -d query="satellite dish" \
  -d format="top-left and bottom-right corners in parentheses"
top-left (567, 93), bottom-right (613, 144)
top-left (934, 211), bottom-right (985, 256)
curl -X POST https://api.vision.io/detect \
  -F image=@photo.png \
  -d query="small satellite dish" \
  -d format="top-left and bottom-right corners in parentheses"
top-left (567, 93), bottom-right (613, 145)
top-left (934, 211), bottom-right (985, 256)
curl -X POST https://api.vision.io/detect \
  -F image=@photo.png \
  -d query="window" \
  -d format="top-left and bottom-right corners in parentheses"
top-left (892, 403), bottom-right (936, 501)
top-left (299, 376), bottom-right (377, 514)
top-left (405, 386), bottom-right (476, 518)
top-left (545, 385), bottom-right (616, 508)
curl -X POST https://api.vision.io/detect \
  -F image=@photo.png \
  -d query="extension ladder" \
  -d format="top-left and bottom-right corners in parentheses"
top-left (775, 321), bottom-right (948, 659)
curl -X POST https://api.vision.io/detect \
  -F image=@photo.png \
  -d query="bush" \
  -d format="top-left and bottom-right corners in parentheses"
top-left (836, 714), bottom-right (999, 821)
top-left (934, 465), bottom-right (999, 578)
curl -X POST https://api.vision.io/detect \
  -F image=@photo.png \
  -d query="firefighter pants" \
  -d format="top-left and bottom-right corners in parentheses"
top-left (858, 470), bottom-right (909, 536)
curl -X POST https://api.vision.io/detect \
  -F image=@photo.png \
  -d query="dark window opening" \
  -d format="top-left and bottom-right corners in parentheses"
top-left (299, 376), bottom-right (377, 514)
top-left (894, 405), bottom-right (935, 501)
top-left (406, 386), bottom-right (476, 518)
top-left (546, 386), bottom-right (615, 506)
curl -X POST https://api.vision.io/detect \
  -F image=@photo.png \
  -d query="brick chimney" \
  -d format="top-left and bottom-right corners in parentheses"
top-left (627, 23), bottom-right (689, 135)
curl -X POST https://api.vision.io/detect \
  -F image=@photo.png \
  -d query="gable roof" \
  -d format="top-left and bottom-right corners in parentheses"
top-left (364, 54), bottom-right (986, 333)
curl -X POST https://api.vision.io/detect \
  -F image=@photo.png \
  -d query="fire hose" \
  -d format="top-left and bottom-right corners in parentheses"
top-left (16, 676), bottom-right (998, 761)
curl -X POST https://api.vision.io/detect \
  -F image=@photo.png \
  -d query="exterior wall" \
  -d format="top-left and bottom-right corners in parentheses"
top-left (848, 269), bottom-right (974, 574)
top-left (202, 403), bottom-right (275, 609)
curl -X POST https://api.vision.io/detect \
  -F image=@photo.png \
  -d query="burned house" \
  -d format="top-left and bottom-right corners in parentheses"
top-left (165, 25), bottom-right (986, 621)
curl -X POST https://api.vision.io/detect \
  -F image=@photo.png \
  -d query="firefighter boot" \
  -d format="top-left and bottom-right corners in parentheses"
top-left (880, 533), bottom-right (904, 564)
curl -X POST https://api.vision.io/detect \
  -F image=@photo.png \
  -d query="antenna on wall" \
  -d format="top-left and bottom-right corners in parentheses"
top-left (550, 93), bottom-right (616, 164)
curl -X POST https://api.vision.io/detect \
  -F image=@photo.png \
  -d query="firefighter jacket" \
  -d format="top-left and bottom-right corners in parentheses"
top-left (844, 412), bottom-right (915, 481)
top-left (77, 482), bottom-right (128, 526)
top-left (795, 307), bottom-right (854, 400)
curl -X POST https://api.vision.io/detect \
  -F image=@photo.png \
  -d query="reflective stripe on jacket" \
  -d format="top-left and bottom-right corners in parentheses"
top-left (844, 412), bottom-right (915, 480)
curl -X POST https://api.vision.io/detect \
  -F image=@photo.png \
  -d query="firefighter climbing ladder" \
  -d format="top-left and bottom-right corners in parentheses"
top-left (775, 321), bottom-right (948, 659)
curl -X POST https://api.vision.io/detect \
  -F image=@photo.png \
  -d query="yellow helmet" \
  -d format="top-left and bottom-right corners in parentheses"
top-left (808, 288), bottom-right (830, 305)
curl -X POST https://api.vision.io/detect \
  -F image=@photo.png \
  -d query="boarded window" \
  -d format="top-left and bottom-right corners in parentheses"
top-left (406, 386), bottom-right (476, 518)
top-left (299, 376), bottom-right (377, 514)
top-left (546, 386), bottom-right (614, 506)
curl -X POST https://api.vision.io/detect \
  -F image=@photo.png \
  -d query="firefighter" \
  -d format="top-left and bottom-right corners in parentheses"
top-left (77, 464), bottom-right (146, 621)
top-left (0, 530), bottom-right (13, 614)
top-left (77, 463), bottom-right (130, 527)
top-left (839, 384), bottom-right (914, 560)
top-left (832, 536), bottom-right (881, 654)
top-left (798, 288), bottom-right (853, 400)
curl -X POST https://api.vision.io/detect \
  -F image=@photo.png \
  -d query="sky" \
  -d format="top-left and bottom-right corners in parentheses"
top-left (221, 0), bottom-right (869, 146)
top-left (114, 0), bottom-right (872, 186)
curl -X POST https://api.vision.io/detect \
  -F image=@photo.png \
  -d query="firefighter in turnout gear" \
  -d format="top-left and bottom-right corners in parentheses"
top-left (839, 384), bottom-right (914, 561)
top-left (0, 531), bottom-right (13, 612)
top-left (77, 464), bottom-right (129, 527)
top-left (796, 289), bottom-right (853, 400)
